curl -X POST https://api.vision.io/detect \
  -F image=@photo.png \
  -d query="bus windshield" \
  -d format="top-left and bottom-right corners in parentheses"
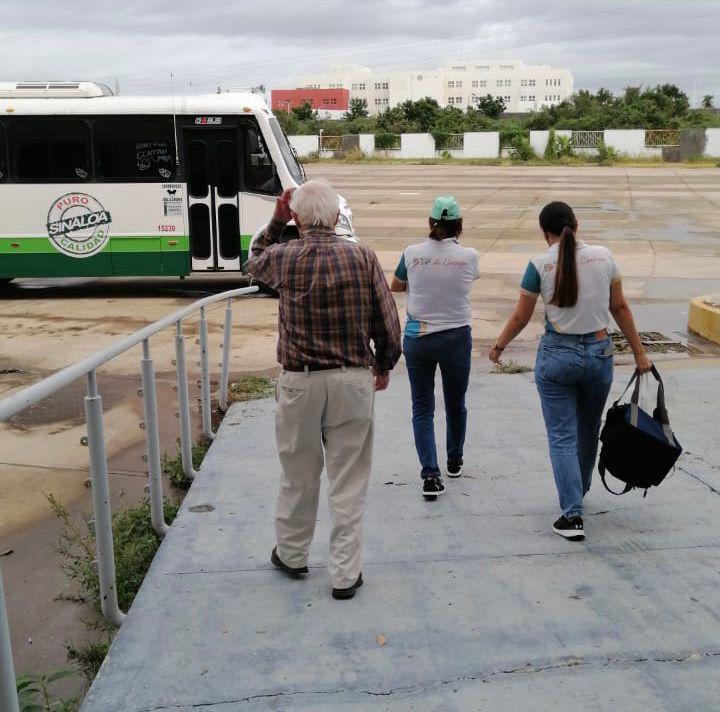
top-left (268, 118), bottom-right (305, 184)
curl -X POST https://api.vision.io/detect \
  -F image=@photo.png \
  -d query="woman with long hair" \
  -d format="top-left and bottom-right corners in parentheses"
top-left (490, 201), bottom-right (651, 539)
top-left (392, 196), bottom-right (479, 499)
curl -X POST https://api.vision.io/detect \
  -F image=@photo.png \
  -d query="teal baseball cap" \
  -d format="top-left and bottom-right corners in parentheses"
top-left (430, 195), bottom-right (462, 221)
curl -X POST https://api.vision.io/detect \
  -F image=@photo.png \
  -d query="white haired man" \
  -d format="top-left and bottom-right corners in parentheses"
top-left (245, 180), bottom-right (401, 600)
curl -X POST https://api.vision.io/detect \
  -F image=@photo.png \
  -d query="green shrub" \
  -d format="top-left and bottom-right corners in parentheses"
top-left (66, 640), bottom-right (111, 685)
top-left (162, 440), bottom-right (210, 490)
top-left (49, 496), bottom-right (180, 612)
top-left (596, 139), bottom-right (619, 165)
top-left (374, 133), bottom-right (401, 150)
top-left (544, 129), bottom-right (559, 159)
top-left (510, 135), bottom-right (536, 161)
top-left (16, 670), bottom-right (78, 711)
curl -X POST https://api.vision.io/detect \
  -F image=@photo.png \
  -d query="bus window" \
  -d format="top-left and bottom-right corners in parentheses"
top-left (10, 119), bottom-right (90, 181)
top-left (268, 118), bottom-right (304, 184)
top-left (187, 140), bottom-right (208, 198)
top-left (243, 124), bottom-right (280, 195)
top-left (0, 124), bottom-right (6, 181)
top-left (216, 138), bottom-right (238, 198)
top-left (95, 118), bottom-right (176, 181)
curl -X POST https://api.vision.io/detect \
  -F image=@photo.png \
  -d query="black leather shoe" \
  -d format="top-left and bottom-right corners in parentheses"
top-left (271, 546), bottom-right (309, 576)
top-left (332, 573), bottom-right (364, 600)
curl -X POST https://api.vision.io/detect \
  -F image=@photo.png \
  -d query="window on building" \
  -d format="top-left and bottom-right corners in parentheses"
top-left (472, 80), bottom-right (478, 88)
top-left (496, 80), bottom-right (503, 88)
top-left (95, 117), bottom-right (176, 181)
top-left (374, 82), bottom-right (382, 90)
top-left (351, 83), bottom-right (358, 90)
top-left (500, 64), bottom-right (514, 70)
top-left (448, 80), bottom-right (455, 88)
top-left (374, 98), bottom-right (382, 105)
top-left (479, 80), bottom-right (487, 88)
top-left (504, 95), bottom-right (511, 103)
top-left (11, 118), bottom-right (91, 181)
top-left (331, 98), bottom-right (337, 105)
top-left (323, 98), bottom-right (330, 105)
top-left (456, 80), bottom-right (463, 88)
top-left (529, 79), bottom-right (536, 87)
top-left (476, 65), bottom-right (490, 71)
top-left (382, 82), bottom-right (389, 89)
top-left (243, 122), bottom-right (280, 195)
top-left (505, 79), bottom-right (512, 87)
top-left (452, 66), bottom-right (466, 71)
top-left (529, 94), bottom-right (535, 102)
top-left (520, 79), bottom-right (527, 87)
top-left (558, 79), bottom-right (561, 86)
top-left (382, 98), bottom-right (389, 105)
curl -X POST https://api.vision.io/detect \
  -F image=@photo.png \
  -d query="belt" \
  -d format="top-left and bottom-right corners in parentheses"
top-left (546, 329), bottom-right (609, 340)
top-left (283, 364), bottom-right (346, 372)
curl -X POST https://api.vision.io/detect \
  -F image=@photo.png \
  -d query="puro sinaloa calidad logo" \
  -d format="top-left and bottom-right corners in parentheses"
top-left (47, 193), bottom-right (112, 258)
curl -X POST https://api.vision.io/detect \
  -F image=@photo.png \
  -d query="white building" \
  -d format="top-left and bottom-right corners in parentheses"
top-left (298, 60), bottom-right (573, 115)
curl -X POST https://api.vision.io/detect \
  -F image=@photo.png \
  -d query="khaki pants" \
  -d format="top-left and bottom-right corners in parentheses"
top-left (274, 367), bottom-right (375, 589)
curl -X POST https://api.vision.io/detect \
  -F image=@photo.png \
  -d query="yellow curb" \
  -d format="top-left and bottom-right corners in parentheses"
top-left (688, 294), bottom-right (720, 345)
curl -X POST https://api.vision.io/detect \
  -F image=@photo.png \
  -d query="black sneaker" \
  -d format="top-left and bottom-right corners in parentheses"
top-left (423, 476), bottom-right (445, 498)
top-left (447, 459), bottom-right (463, 478)
top-left (271, 546), bottom-right (309, 577)
top-left (552, 516), bottom-right (585, 541)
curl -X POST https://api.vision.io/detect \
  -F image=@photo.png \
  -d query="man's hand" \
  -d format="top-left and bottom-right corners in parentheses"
top-left (273, 188), bottom-right (295, 224)
top-left (374, 371), bottom-right (390, 391)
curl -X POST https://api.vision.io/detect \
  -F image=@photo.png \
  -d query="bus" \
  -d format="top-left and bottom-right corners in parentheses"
top-left (0, 81), bottom-right (355, 284)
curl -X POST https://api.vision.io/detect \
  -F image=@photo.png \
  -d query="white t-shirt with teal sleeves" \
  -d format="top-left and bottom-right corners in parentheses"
top-left (395, 238), bottom-right (480, 338)
top-left (520, 240), bottom-right (622, 334)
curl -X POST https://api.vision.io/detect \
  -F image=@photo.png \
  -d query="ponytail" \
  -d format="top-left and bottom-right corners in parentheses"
top-left (539, 201), bottom-right (579, 309)
top-left (550, 225), bottom-right (578, 307)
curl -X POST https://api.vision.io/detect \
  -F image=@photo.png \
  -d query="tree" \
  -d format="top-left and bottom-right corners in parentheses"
top-left (345, 97), bottom-right (369, 119)
top-left (292, 101), bottom-right (315, 121)
top-left (702, 94), bottom-right (714, 109)
top-left (399, 97), bottom-right (441, 131)
top-left (476, 94), bottom-right (506, 119)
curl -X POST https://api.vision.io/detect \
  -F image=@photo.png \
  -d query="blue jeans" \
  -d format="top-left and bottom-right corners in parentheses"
top-left (403, 326), bottom-right (472, 478)
top-left (535, 332), bottom-right (614, 518)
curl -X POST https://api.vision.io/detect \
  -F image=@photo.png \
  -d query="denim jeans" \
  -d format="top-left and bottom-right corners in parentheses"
top-left (535, 332), bottom-right (614, 517)
top-left (403, 326), bottom-right (472, 478)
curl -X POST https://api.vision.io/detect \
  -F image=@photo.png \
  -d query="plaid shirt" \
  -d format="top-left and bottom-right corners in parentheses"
top-left (245, 219), bottom-right (401, 372)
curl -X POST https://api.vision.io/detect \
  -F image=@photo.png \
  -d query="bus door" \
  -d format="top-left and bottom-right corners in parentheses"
top-left (183, 127), bottom-right (241, 271)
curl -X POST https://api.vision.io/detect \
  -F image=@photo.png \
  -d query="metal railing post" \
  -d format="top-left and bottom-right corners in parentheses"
top-left (175, 321), bottom-right (198, 480)
top-left (141, 340), bottom-right (169, 537)
top-left (219, 297), bottom-right (233, 412)
top-left (84, 371), bottom-right (125, 627)
top-left (0, 562), bottom-right (19, 712)
top-left (199, 305), bottom-right (215, 441)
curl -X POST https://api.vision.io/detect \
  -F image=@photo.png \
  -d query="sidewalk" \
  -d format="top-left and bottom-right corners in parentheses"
top-left (82, 362), bottom-right (720, 711)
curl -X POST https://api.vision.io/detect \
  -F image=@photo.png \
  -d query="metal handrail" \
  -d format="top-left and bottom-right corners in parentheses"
top-left (0, 285), bottom-right (257, 710)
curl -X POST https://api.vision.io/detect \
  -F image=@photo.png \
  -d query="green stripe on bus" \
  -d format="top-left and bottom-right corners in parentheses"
top-left (0, 235), bottom-right (190, 254)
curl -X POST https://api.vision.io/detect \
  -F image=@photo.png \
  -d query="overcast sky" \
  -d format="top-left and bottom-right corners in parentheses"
top-left (1, 0), bottom-right (718, 103)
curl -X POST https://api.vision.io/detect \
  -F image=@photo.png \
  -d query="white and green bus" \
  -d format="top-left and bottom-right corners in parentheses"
top-left (0, 81), bottom-right (354, 283)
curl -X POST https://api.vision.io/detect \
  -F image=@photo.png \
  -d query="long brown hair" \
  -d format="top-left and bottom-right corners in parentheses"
top-left (539, 201), bottom-right (578, 308)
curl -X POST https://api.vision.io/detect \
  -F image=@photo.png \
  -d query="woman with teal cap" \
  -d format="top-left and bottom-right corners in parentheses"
top-left (391, 196), bottom-right (479, 498)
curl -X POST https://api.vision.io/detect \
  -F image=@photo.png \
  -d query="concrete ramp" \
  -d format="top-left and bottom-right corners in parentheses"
top-left (82, 365), bottom-right (720, 711)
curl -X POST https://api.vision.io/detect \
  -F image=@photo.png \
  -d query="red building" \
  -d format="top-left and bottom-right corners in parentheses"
top-left (271, 88), bottom-right (349, 113)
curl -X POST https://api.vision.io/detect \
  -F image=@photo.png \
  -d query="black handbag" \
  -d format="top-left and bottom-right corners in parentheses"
top-left (598, 365), bottom-right (682, 495)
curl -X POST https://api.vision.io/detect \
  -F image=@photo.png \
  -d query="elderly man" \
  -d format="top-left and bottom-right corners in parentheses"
top-left (245, 180), bottom-right (401, 600)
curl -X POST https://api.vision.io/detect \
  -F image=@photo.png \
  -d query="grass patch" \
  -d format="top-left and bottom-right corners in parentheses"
top-left (16, 670), bottom-right (78, 711)
top-left (492, 360), bottom-right (533, 375)
top-left (49, 496), bottom-right (180, 613)
top-left (228, 374), bottom-right (275, 403)
top-left (66, 640), bottom-right (111, 686)
top-left (162, 439), bottom-right (210, 490)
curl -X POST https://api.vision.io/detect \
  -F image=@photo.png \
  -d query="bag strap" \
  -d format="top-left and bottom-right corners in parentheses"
top-left (613, 370), bottom-right (639, 407)
top-left (599, 460), bottom-right (633, 495)
top-left (629, 366), bottom-right (675, 445)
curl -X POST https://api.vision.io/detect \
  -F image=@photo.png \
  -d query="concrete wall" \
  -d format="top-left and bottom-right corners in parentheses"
top-left (529, 129), bottom-right (571, 156)
top-left (530, 131), bottom-right (549, 156)
top-left (464, 132), bottom-right (499, 158)
top-left (400, 133), bottom-right (436, 159)
top-left (359, 134), bottom-right (375, 155)
top-left (288, 135), bottom-right (319, 157)
top-left (703, 128), bottom-right (720, 158)
top-left (603, 129), bottom-right (654, 158)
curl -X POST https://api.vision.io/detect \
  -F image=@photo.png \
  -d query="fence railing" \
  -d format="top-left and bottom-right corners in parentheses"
top-left (319, 135), bottom-right (343, 152)
top-left (645, 129), bottom-right (680, 147)
top-left (434, 133), bottom-right (465, 150)
top-left (571, 130), bottom-right (604, 148)
top-left (0, 286), bottom-right (258, 711)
